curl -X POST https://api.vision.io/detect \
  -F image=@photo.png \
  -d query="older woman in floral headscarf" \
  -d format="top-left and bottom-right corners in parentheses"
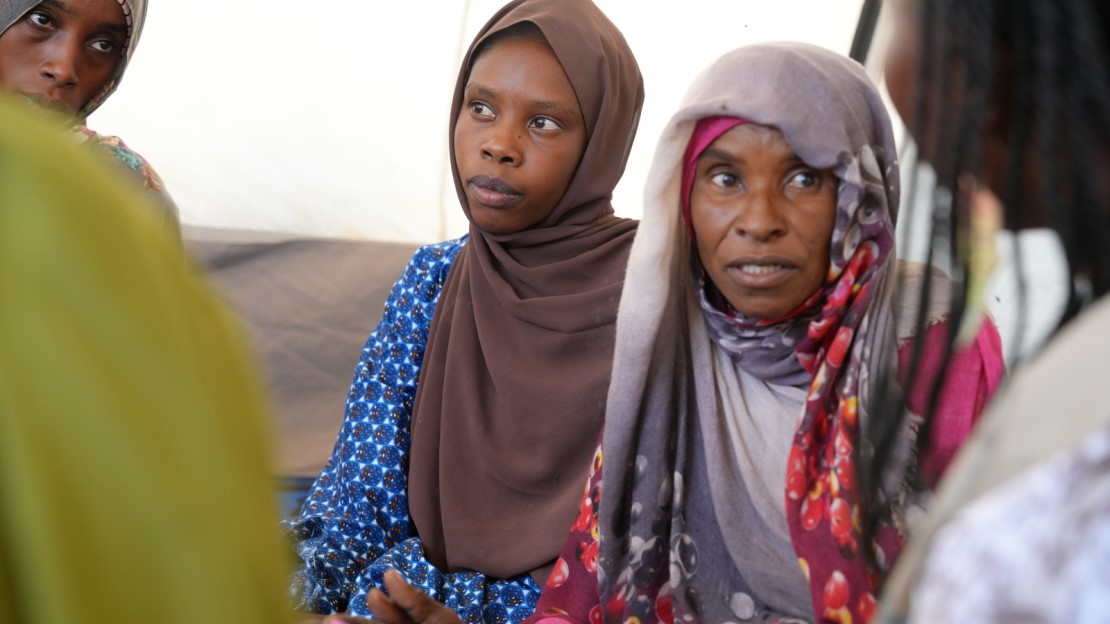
top-left (0, 0), bottom-right (177, 229)
top-left (522, 42), bottom-right (1005, 624)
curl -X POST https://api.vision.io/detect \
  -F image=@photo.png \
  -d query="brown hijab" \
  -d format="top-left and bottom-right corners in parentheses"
top-left (407, 0), bottom-right (643, 582)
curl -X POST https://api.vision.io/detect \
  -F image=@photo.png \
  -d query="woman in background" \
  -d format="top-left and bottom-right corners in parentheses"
top-left (0, 0), bottom-right (177, 229)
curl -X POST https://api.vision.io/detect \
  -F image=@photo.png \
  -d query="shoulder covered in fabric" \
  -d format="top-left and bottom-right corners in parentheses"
top-left (391, 237), bottom-right (469, 302)
top-left (410, 236), bottom-right (468, 276)
top-left (80, 128), bottom-right (181, 232)
top-left (897, 315), bottom-right (1005, 484)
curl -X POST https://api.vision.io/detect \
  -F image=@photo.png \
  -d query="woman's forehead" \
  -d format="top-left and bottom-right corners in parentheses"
top-left (33, 0), bottom-right (128, 20)
top-left (466, 38), bottom-right (578, 107)
top-left (702, 123), bottom-right (820, 168)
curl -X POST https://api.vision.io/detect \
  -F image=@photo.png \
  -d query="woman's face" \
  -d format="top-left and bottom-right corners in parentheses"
top-left (0, 0), bottom-right (127, 115)
top-left (691, 124), bottom-right (838, 319)
top-left (454, 36), bottom-right (587, 234)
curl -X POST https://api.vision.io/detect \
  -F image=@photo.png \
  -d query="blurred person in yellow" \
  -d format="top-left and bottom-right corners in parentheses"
top-left (0, 93), bottom-right (290, 624)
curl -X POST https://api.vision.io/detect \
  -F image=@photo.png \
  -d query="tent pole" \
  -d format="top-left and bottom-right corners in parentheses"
top-left (438, 0), bottom-right (474, 241)
top-left (849, 0), bottom-right (883, 64)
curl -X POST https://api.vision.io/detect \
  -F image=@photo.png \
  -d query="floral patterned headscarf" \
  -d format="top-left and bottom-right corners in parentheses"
top-left (0, 0), bottom-right (148, 119)
top-left (599, 42), bottom-right (901, 623)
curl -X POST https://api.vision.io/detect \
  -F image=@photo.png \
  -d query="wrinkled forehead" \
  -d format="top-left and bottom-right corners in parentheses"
top-left (689, 43), bottom-right (892, 171)
top-left (674, 43), bottom-right (900, 227)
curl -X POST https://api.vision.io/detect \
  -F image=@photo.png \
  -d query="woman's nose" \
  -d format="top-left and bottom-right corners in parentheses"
top-left (480, 122), bottom-right (523, 166)
top-left (40, 40), bottom-right (81, 88)
top-left (733, 192), bottom-right (788, 242)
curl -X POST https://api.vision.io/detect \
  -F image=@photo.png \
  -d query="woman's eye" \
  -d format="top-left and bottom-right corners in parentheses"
top-left (709, 171), bottom-right (739, 188)
top-left (469, 102), bottom-right (493, 118)
top-left (28, 11), bottom-right (52, 28)
top-left (91, 40), bottom-right (114, 53)
top-left (530, 116), bottom-right (560, 131)
top-left (787, 170), bottom-right (819, 189)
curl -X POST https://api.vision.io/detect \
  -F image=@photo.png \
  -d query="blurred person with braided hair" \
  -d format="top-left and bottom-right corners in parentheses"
top-left (874, 0), bottom-right (1110, 621)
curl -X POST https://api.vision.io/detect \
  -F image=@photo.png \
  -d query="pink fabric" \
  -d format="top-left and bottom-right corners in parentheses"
top-left (679, 116), bottom-right (748, 240)
top-left (523, 319), bottom-right (1004, 624)
top-left (902, 319), bottom-right (1005, 485)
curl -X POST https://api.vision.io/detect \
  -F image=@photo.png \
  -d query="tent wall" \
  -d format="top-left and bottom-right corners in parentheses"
top-left (91, 0), bottom-right (864, 243)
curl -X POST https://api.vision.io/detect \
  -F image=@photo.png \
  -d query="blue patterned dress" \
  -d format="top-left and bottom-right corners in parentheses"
top-left (287, 236), bottom-right (542, 622)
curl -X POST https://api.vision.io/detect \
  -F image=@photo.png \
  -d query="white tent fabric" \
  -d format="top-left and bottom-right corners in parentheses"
top-left (90, 0), bottom-right (866, 243)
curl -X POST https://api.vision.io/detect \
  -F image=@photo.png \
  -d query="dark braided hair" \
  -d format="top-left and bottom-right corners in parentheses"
top-left (859, 0), bottom-right (1110, 575)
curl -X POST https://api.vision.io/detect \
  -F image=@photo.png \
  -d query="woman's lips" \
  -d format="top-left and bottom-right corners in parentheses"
top-left (468, 174), bottom-right (522, 208)
top-left (724, 257), bottom-right (797, 289)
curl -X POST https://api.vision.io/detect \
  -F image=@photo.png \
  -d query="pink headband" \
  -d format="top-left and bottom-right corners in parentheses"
top-left (680, 116), bottom-right (749, 241)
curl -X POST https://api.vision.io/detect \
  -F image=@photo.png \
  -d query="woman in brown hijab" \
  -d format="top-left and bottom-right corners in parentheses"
top-left (287, 0), bottom-right (644, 621)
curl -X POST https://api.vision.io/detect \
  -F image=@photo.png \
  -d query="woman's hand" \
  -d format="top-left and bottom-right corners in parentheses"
top-left (321, 569), bottom-right (463, 624)
top-left (368, 570), bottom-right (463, 624)
top-left (313, 570), bottom-right (462, 624)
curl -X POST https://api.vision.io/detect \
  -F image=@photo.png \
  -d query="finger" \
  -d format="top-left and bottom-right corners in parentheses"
top-left (367, 587), bottom-right (416, 624)
top-left (382, 570), bottom-right (461, 624)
